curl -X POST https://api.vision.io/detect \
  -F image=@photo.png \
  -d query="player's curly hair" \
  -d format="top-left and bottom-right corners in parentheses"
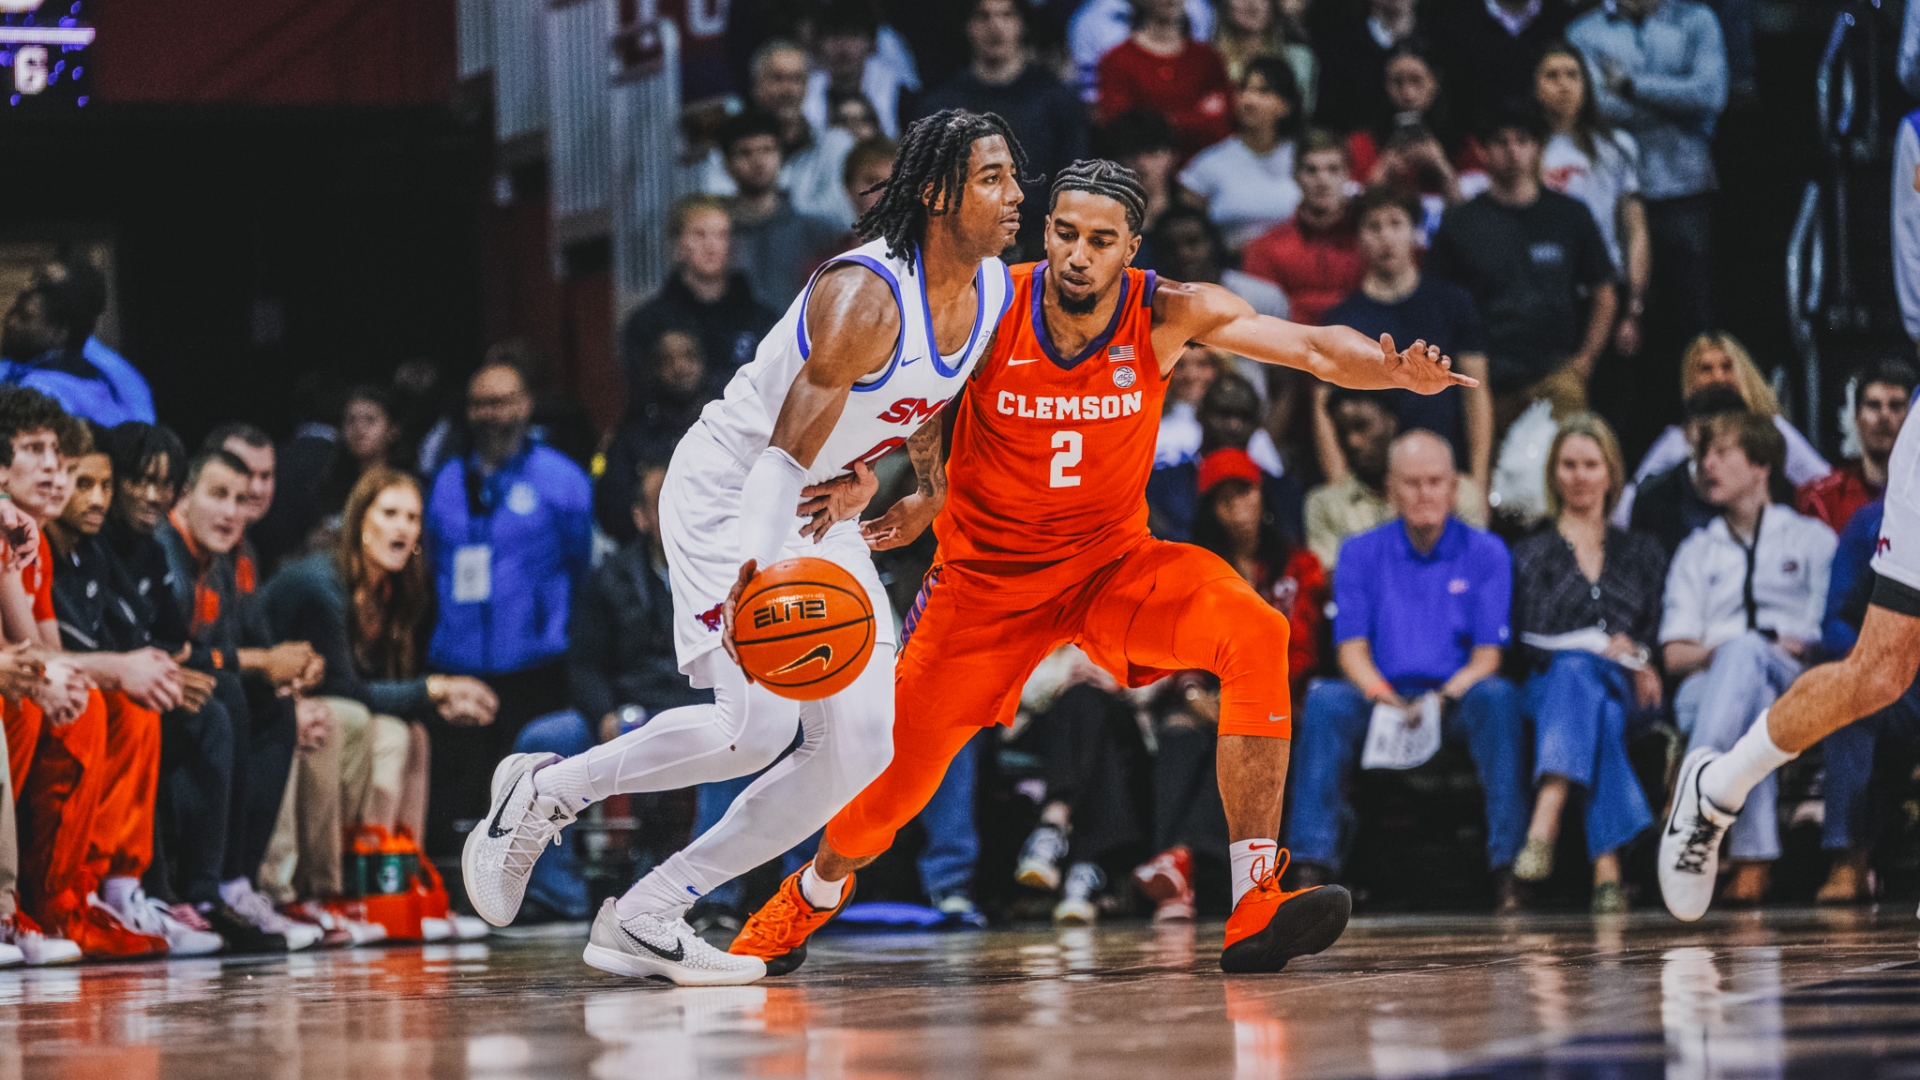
top-left (0, 387), bottom-right (69, 467)
top-left (855, 109), bottom-right (1033, 265)
top-left (1049, 159), bottom-right (1148, 234)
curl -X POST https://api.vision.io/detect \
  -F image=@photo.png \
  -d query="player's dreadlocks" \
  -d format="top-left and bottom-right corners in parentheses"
top-left (1049, 159), bottom-right (1149, 234)
top-left (854, 109), bottom-right (1032, 266)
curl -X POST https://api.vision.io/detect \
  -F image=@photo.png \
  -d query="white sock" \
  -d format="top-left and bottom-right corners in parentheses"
top-left (218, 878), bottom-right (252, 908)
top-left (799, 863), bottom-right (846, 910)
top-left (614, 855), bottom-right (701, 922)
top-left (100, 876), bottom-right (139, 913)
top-left (530, 754), bottom-right (597, 810)
top-left (1230, 839), bottom-right (1280, 908)
top-left (1699, 708), bottom-right (1798, 813)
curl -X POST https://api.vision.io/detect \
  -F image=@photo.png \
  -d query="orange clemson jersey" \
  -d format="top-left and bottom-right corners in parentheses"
top-left (935, 261), bottom-right (1168, 601)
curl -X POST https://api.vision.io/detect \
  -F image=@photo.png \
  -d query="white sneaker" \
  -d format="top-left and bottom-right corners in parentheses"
top-left (1016, 824), bottom-right (1069, 891)
top-left (462, 753), bottom-right (576, 927)
top-left (125, 891), bottom-right (224, 956)
top-left (229, 885), bottom-right (323, 951)
top-left (420, 917), bottom-right (452, 942)
top-left (0, 942), bottom-right (20, 967)
top-left (1659, 748), bottom-right (1738, 922)
top-left (0, 912), bottom-right (82, 966)
top-left (1053, 862), bottom-right (1103, 926)
top-left (582, 899), bottom-right (767, 986)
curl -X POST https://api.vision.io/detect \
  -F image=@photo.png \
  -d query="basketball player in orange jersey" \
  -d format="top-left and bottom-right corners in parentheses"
top-left (730, 159), bottom-right (1474, 975)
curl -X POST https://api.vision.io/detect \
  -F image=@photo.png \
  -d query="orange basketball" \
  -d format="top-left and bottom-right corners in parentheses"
top-left (731, 557), bottom-right (876, 701)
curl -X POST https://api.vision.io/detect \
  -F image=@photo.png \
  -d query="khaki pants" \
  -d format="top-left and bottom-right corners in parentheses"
top-left (259, 698), bottom-right (419, 902)
top-left (0, 724), bottom-right (14, 919)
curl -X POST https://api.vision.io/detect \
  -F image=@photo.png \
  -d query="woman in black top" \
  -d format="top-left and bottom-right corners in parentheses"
top-left (1509, 414), bottom-right (1666, 912)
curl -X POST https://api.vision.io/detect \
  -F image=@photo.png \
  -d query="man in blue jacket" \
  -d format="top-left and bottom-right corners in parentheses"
top-left (425, 361), bottom-right (592, 853)
top-left (0, 261), bottom-right (155, 427)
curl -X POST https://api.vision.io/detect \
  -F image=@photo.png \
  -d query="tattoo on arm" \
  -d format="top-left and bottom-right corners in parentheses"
top-left (908, 417), bottom-right (947, 500)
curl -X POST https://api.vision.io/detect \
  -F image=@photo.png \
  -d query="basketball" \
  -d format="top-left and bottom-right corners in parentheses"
top-left (730, 556), bottom-right (876, 700)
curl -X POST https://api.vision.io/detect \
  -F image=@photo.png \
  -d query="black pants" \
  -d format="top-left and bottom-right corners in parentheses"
top-left (236, 675), bottom-right (299, 883)
top-left (1039, 684), bottom-right (1148, 866)
top-left (1598, 194), bottom-right (1716, 461)
top-left (424, 661), bottom-right (569, 855)
top-left (1152, 721), bottom-right (1229, 862)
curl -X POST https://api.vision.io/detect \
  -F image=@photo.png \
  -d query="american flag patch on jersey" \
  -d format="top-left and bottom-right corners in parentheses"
top-left (1109, 344), bottom-right (1134, 363)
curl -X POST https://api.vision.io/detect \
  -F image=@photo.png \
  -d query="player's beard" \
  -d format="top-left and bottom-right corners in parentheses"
top-left (1058, 289), bottom-right (1101, 317)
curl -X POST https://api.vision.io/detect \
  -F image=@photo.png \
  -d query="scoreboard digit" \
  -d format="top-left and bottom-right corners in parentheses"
top-left (1, 0), bottom-right (93, 107)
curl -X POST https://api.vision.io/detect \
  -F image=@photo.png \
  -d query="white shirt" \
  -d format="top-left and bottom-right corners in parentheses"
top-left (1178, 137), bottom-right (1302, 251)
top-left (1487, 0), bottom-right (1543, 36)
top-left (1660, 505), bottom-right (1837, 650)
top-left (1894, 112), bottom-right (1920, 340)
top-left (1069, 0), bottom-right (1215, 101)
top-left (698, 125), bottom-right (858, 228)
top-left (1542, 129), bottom-right (1641, 273)
top-left (802, 26), bottom-right (922, 139)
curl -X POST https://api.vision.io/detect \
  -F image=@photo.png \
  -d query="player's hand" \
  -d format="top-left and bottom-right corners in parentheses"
top-left (1378, 334), bottom-right (1475, 395)
top-left (0, 500), bottom-right (38, 573)
top-left (118, 647), bottom-right (186, 713)
top-left (179, 666), bottom-right (216, 713)
top-left (861, 493), bottom-right (938, 551)
top-left (797, 460), bottom-right (879, 543)
top-left (720, 560), bottom-right (757, 678)
top-left (0, 641), bottom-right (44, 701)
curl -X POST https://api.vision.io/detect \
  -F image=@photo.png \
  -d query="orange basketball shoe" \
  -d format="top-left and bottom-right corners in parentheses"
top-left (729, 864), bottom-right (854, 976)
top-left (1220, 851), bottom-right (1351, 974)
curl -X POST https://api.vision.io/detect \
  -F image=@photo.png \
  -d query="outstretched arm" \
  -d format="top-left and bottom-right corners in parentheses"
top-left (1157, 280), bottom-right (1477, 395)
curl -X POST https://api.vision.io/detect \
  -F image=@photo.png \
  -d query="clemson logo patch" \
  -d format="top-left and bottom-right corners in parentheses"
top-left (1112, 365), bottom-right (1137, 389)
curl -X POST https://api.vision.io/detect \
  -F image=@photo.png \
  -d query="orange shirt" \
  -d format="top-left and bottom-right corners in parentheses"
top-left (21, 530), bottom-right (53, 625)
top-left (934, 262), bottom-right (1169, 601)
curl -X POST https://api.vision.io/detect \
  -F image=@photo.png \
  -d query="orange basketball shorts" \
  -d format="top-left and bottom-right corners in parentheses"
top-left (824, 537), bottom-right (1291, 861)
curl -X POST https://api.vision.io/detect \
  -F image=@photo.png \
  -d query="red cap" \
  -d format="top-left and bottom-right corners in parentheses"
top-left (1198, 448), bottom-right (1263, 495)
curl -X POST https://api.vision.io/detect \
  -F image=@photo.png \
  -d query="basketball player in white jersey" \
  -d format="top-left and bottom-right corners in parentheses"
top-left (1660, 411), bottom-right (1920, 920)
top-left (462, 110), bottom-right (1027, 984)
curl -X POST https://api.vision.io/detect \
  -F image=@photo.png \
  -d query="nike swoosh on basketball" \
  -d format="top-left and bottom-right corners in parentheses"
top-left (771, 643), bottom-right (833, 675)
top-left (623, 926), bottom-right (684, 962)
top-left (1006, 357), bottom-right (1043, 366)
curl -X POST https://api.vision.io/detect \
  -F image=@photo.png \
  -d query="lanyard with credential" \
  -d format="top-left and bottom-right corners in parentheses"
top-left (1739, 505), bottom-right (1766, 632)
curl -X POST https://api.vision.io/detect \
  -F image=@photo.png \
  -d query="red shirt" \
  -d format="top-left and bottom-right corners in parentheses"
top-left (1240, 214), bottom-right (1365, 326)
top-left (1095, 39), bottom-right (1234, 162)
top-left (1796, 459), bottom-right (1881, 533)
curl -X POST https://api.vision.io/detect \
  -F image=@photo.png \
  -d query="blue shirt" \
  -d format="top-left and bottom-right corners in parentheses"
top-left (1822, 500), bottom-right (1884, 659)
top-left (1, 339), bottom-right (154, 427)
top-left (1567, 0), bottom-right (1727, 200)
top-left (1333, 518), bottom-right (1512, 693)
top-left (426, 442), bottom-right (593, 676)
top-left (1323, 277), bottom-right (1487, 471)
top-left (82, 337), bottom-right (157, 423)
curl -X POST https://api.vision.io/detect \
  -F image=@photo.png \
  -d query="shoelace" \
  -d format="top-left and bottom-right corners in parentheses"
top-left (1674, 815), bottom-right (1721, 875)
top-left (495, 794), bottom-right (568, 880)
top-left (1246, 850), bottom-right (1298, 903)
top-left (740, 891), bottom-right (803, 948)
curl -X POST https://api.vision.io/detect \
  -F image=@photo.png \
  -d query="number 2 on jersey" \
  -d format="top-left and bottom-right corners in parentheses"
top-left (1050, 430), bottom-right (1082, 488)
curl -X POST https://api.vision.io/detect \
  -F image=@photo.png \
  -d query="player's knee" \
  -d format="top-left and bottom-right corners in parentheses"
top-left (1196, 579), bottom-right (1288, 671)
top-left (723, 713), bottom-right (796, 773)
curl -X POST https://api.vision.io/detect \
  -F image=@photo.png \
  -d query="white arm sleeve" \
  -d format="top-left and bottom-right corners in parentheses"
top-left (738, 447), bottom-right (809, 572)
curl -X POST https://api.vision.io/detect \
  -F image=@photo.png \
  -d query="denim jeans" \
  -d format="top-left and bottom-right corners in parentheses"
top-left (1285, 677), bottom-right (1529, 872)
top-left (1673, 632), bottom-right (1802, 862)
top-left (1525, 652), bottom-right (1654, 860)
top-left (511, 710), bottom-right (596, 919)
top-left (1820, 681), bottom-right (1920, 852)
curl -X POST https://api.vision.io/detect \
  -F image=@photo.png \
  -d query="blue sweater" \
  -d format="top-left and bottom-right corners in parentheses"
top-left (425, 442), bottom-right (593, 675)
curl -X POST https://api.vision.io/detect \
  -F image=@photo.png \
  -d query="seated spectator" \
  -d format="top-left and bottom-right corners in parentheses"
top-left (318, 384), bottom-right (406, 526)
top-left (1094, 0), bottom-right (1234, 163)
top-left (0, 266), bottom-right (151, 427)
top-left (717, 110), bottom-right (848, 310)
top-left (1623, 332), bottom-right (1829, 521)
top-left (1535, 43), bottom-right (1649, 361)
top-left (1662, 411), bottom-right (1836, 907)
top-left (1189, 448), bottom-right (1327, 696)
top-left (1304, 389), bottom-right (1397, 572)
top-left (623, 195), bottom-right (776, 405)
top-left (250, 378), bottom-right (346, 573)
top-left (1146, 372), bottom-right (1304, 545)
top-left (1811, 499), bottom-right (1920, 903)
top-left (1433, 0), bottom-right (1575, 130)
top-left (1178, 57), bottom-right (1305, 252)
top-left (1069, 0), bottom-right (1214, 103)
top-left (1148, 210), bottom-right (1296, 438)
top-left (1241, 131), bottom-right (1366, 328)
top-left (1099, 112), bottom-right (1181, 263)
top-left (595, 328), bottom-right (711, 545)
top-left (1796, 360), bottom-right (1915, 532)
top-left (18, 260), bottom-right (155, 424)
top-left (1212, 0), bottom-right (1316, 112)
top-left (1285, 430), bottom-right (1527, 907)
top-left (1320, 185), bottom-right (1493, 520)
top-left (1425, 104), bottom-right (1615, 431)
top-left (700, 41), bottom-right (857, 227)
top-left (827, 94), bottom-right (883, 143)
top-left (806, 135), bottom-right (897, 278)
top-left (1347, 43), bottom-right (1486, 215)
top-left (802, 2), bottom-right (919, 140)
top-left (1508, 415), bottom-right (1666, 913)
top-left (1312, 0), bottom-right (1419, 134)
top-left (1132, 672), bottom-right (1224, 922)
top-left (1625, 385), bottom-right (1746, 555)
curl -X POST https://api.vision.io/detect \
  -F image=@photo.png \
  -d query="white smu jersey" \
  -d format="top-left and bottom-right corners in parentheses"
top-left (693, 238), bottom-right (1013, 484)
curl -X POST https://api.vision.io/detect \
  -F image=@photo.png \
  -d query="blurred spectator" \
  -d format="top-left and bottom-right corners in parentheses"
top-left (318, 385), bottom-right (406, 524)
top-left (1895, 106), bottom-right (1920, 339)
top-left (916, 0), bottom-right (1088, 248)
top-left (1189, 448), bottom-right (1327, 694)
top-left (1146, 372), bottom-right (1304, 545)
top-left (1425, 106), bottom-right (1614, 430)
top-left (718, 110), bottom-right (848, 310)
top-left (1662, 411), bottom-right (1835, 906)
top-left (1212, 0), bottom-right (1317, 116)
top-left (1536, 43), bottom-right (1649, 361)
top-left (803, 2), bottom-right (921, 140)
top-left (1795, 360), bottom-right (1915, 533)
top-left (1569, 0), bottom-right (1727, 380)
top-left (1432, 0), bottom-right (1575, 130)
top-left (206, 423), bottom-right (277, 592)
top-left (1241, 130), bottom-right (1365, 327)
top-left (1094, 0), bottom-right (1234, 163)
top-left (1178, 57), bottom-right (1304, 252)
top-left (1320, 185), bottom-right (1493, 518)
top-left (424, 362), bottom-right (591, 853)
top-left (829, 95), bottom-right (884, 143)
top-left (595, 329), bottom-right (710, 544)
top-left (1285, 431), bottom-right (1526, 905)
top-left (1155, 345), bottom-right (1229, 468)
top-left (0, 264), bottom-right (152, 427)
top-left (700, 42), bottom-right (858, 227)
top-left (1097, 112), bottom-right (1181, 263)
top-left (1070, 0), bottom-right (1214, 102)
top-left (1313, 0), bottom-right (1419, 134)
top-left (1147, 210), bottom-right (1290, 421)
top-left (1625, 385), bottom-right (1745, 556)
top-left (251, 373), bottom-right (343, 573)
top-left (1304, 389), bottom-right (1398, 572)
top-left (1347, 43), bottom-right (1486, 212)
top-left (1508, 414), bottom-right (1665, 913)
top-left (1133, 672), bottom-right (1223, 922)
top-left (624, 194), bottom-right (777, 405)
